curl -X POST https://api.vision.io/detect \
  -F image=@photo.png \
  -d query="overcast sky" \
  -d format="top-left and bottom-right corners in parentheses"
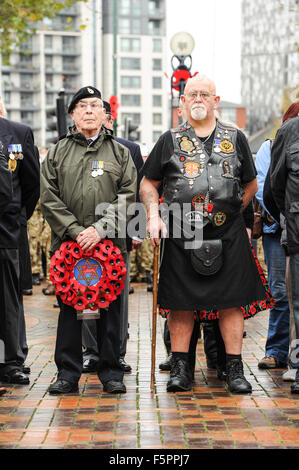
top-left (165, 0), bottom-right (242, 103)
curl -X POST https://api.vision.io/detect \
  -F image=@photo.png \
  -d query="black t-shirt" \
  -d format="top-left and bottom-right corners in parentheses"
top-left (143, 127), bottom-right (257, 185)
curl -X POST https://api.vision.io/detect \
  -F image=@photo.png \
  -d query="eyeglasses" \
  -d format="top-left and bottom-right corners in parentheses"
top-left (185, 91), bottom-right (216, 101)
top-left (76, 101), bottom-right (103, 110)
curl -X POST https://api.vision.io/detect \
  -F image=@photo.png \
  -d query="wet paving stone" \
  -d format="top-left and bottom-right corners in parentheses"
top-left (0, 282), bottom-right (298, 450)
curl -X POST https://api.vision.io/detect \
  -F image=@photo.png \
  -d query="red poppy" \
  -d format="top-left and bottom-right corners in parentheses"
top-left (83, 288), bottom-right (98, 304)
top-left (70, 244), bottom-right (83, 259)
top-left (73, 296), bottom-right (88, 310)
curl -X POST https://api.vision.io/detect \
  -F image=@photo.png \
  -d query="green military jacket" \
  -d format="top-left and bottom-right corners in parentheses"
top-left (40, 127), bottom-right (137, 255)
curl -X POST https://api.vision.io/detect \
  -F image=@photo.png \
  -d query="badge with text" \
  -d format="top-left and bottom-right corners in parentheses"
top-left (221, 160), bottom-right (234, 179)
top-left (214, 212), bottom-right (227, 226)
top-left (183, 161), bottom-right (200, 179)
top-left (220, 139), bottom-right (234, 154)
top-left (179, 136), bottom-right (196, 153)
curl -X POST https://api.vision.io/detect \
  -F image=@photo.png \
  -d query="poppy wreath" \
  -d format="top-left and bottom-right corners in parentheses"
top-left (49, 240), bottom-right (126, 311)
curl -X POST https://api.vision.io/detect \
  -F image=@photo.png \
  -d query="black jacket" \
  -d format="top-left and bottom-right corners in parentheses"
top-left (115, 137), bottom-right (144, 251)
top-left (270, 116), bottom-right (299, 254)
top-left (0, 118), bottom-right (40, 248)
top-left (0, 150), bottom-right (12, 216)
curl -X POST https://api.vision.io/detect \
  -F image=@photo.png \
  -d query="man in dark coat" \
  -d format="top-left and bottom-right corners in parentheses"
top-left (270, 113), bottom-right (299, 393)
top-left (0, 116), bottom-right (40, 385)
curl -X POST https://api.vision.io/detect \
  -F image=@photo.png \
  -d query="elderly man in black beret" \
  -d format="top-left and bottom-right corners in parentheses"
top-left (40, 86), bottom-right (137, 394)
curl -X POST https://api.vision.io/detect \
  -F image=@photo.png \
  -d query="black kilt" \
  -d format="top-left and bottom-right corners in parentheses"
top-left (158, 214), bottom-right (267, 311)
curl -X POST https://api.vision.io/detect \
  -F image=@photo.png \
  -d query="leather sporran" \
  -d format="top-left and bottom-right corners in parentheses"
top-left (252, 197), bottom-right (263, 240)
top-left (191, 239), bottom-right (223, 276)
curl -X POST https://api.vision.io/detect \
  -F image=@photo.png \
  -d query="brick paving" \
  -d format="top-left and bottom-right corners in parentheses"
top-left (0, 281), bottom-right (299, 450)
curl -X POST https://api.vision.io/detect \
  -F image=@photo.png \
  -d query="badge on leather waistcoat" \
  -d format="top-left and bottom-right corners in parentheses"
top-left (179, 136), bottom-right (195, 153)
top-left (220, 139), bottom-right (234, 154)
top-left (183, 161), bottom-right (200, 179)
top-left (221, 160), bottom-right (234, 179)
top-left (214, 212), bottom-right (227, 226)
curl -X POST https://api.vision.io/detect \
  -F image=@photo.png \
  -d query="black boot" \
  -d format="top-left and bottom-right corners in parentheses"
top-left (159, 353), bottom-right (173, 371)
top-left (226, 358), bottom-right (252, 393)
top-left (146, 270), bottom-right (153, 292)
top-left (32, 273), bottom-right (40, 286)
top-left (167, 355), bottom-right (192, 392)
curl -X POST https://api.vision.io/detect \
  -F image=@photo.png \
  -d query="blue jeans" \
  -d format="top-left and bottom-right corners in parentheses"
top-left (262, 234), bottom-right (290, 363)
top-left (289, 252), bottom-right (299, 377)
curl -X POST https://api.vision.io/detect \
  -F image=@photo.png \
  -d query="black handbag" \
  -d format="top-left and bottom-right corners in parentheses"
top-left (191, 239), bottom-right (223, 276)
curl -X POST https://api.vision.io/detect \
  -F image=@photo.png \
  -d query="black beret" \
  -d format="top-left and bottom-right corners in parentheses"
top-left (68, 86), bottom-right (102, 113)
top-left (103, 100), bottom-right (111, 114)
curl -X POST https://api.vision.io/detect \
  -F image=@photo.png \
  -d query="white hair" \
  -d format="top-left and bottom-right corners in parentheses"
top-left (184, 74), bottom-right (217, 94)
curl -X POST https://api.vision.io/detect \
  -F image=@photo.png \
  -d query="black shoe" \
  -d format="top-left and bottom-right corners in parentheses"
top-left (0, 369), bottom-right (30, 385)
top-left (226, 359), bottom-right (252, 393)
top-left (32, 274), bottom-right (41, 286)
top-left (103, 380), bottom-right (126, 394)
top-left (290, 380), bottom-right (299, 394)
top-left (22, 289), bottom-right (32, 296)
top-left (49, 379), bottom-right (78, 395)
top-left (53, 301), bottom-right (59, 308)
top-left (82, 358), bottom-right (99, 373)
top-left (147, 284), bottom-right (153, 292)
top-left (0, 387), bottom-right (7, 396)
top-left (159, 353), bottom-right (173, 371)
top-left (129, 285), bottom-right (134, 294)
top-left (22, 364), bottom-right (30, 374)
top-left (167, 357), bottom-right (192, 392)
top-left (216, 365), bottom-right (227, 381)
top-left (119, 357), bottom-right (132, 372)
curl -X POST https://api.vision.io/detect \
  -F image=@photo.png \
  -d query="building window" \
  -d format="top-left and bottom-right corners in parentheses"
top-left (148, 19), bottom-right (161, 35)
top-left (121, 94), bottom-right (141, 106)
top-left (63, 56), bottom-right (77, 72)
top-left (120, 38), bottom-right (141, 52)
top-left (62, 36), bottom-right (77, 51)
top-left (153, 58), bottom-right (162, 70)
top-left (149, 0), bottom-right (161, 13)
top-left (121, 76), bottom-right (141, 88)
top-left (119, 18), bottom-right (130, 34)
top-left (45, 74), bottom-right (53, 89)
top-left (220, 108), bottom-right (236, 123)
top-left (45, 35), bottom-right (53, 50)
top-left (119, 0), bottom-right (130, 15)
top-left (153, 113), bottom-right (162, 124)
top-left (2, 72), bottom-right (10, 87)
top-left (20, 92), bottom-right (34, 107)
top-left (4, 91), bottom-right (11, 104)
top-left (152, 76), bottom-right (162, 88)
top-left (132, 18), bottom-right (141, 34)
top-left (121, 57), bottom-right (141, 70)
top-left (131, 0), bottom-right (142, 15)
top-left (46, 93), bottom-right (54, 106)
top-left (121, 113), bottom-right (141, 125)
top-left (21, 111), bottom-right (34, 126)
top-left (153, 95), bottom-right (162, 107)
top-left (153, 38), bottom-right (162, 52)
top-left (20, 74), bottom-right (33, 89)
top-left (45, 55), bottom-right (53, 70)
top-left (19, 53), bottom-right (33, 67)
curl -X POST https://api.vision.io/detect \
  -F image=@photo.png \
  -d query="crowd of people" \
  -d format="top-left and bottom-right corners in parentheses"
top-left (0, 76), bottom-right (298, 397)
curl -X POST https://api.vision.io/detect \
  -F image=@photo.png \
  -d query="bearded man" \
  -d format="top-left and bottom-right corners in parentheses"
top-left (140, 75), bottom-right (268, 393)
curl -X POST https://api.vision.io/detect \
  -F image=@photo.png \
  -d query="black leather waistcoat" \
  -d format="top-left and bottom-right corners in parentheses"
top-left (162, 120), bottom-right (244, 227)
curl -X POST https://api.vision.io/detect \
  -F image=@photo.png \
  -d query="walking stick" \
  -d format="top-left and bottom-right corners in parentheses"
top-left (150, 244), bottom-right (159, 392)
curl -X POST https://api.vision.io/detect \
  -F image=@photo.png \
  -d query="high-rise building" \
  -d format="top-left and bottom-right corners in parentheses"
top-left (241, 0), bottom-right (299, 135)
top-left (102, 0), bottom-right (168, 147)
top-left (0, 2), bottom-right (102, 148)
top-left (0, 0), bottom-right (168, 150)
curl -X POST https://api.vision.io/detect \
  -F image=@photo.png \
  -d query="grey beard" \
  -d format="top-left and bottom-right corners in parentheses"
top-left (191, 106), bottom-right (207, 121)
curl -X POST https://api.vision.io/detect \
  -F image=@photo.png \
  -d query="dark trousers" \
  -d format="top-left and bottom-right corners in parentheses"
top-left (55, 296), bottom-right (124, 385)
top-left (0, 248), bottom-right (21, 373)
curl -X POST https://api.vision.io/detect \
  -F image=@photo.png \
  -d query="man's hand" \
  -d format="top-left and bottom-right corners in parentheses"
top-left (131, 239), bottom-right (143, 249)
top-left (76, 226), bottom-right (101, 251)
top-left (147, 216), bottom-right (167, 247)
